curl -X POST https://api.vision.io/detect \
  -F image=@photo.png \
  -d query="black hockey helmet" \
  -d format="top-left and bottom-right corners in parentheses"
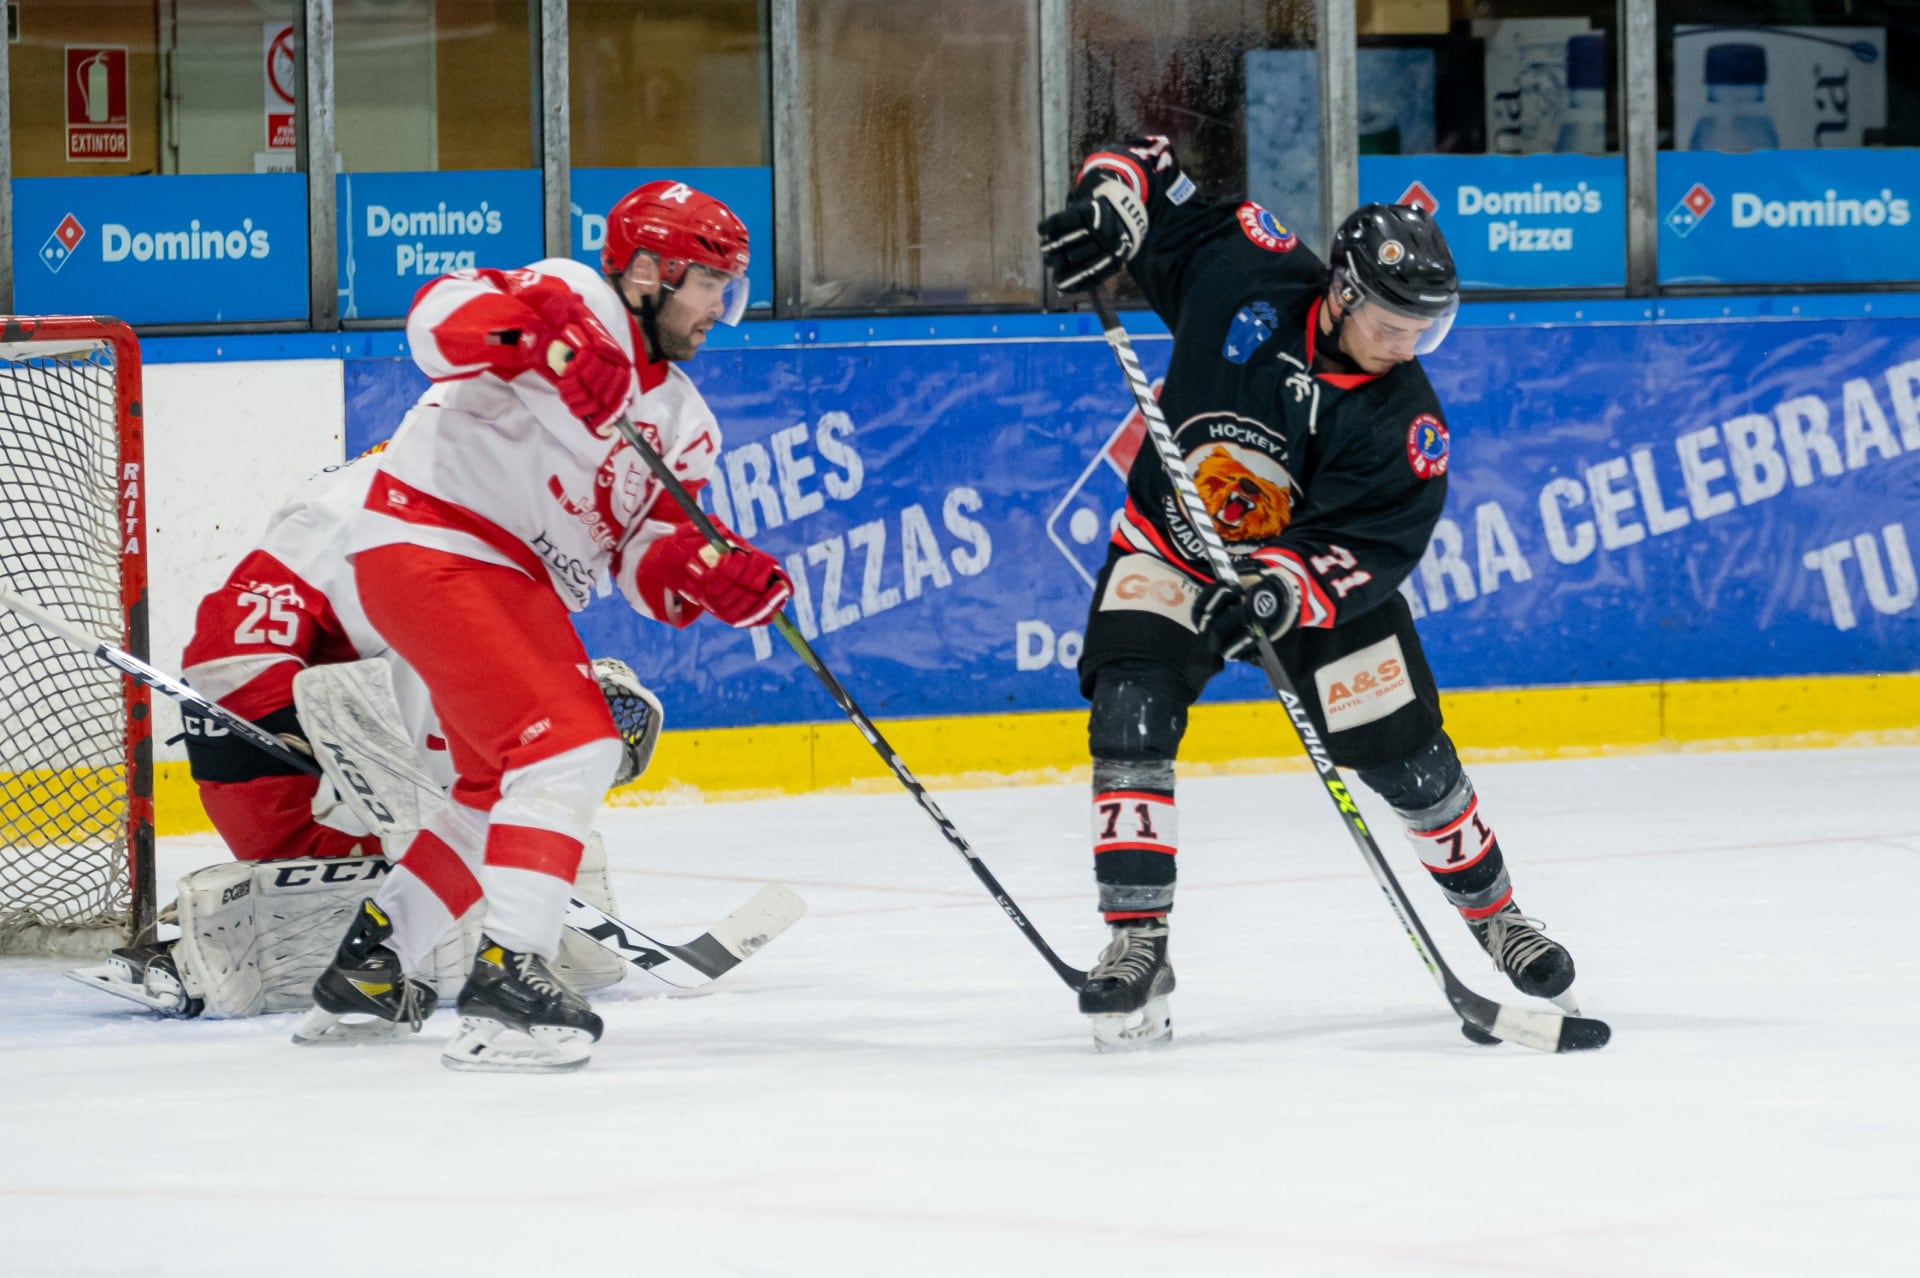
top-left (1327, 204), bottom-right (1459, 355)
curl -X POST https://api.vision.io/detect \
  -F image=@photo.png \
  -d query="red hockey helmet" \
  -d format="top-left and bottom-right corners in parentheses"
top-left (601, 180), bottom-right (752, 324)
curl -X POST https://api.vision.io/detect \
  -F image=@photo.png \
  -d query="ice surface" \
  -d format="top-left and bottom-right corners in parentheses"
top-left (4, 747), bottom-right (1917, 1276)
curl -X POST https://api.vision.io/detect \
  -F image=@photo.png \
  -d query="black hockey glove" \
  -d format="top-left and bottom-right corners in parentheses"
top-left (1192, 567), bottom-right (1299, 661)
top-left (1038, 173), bottom-right (1149, 292)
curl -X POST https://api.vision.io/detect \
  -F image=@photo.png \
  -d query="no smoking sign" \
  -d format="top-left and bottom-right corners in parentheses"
top-left (265, 23), bottom-right (296, 150)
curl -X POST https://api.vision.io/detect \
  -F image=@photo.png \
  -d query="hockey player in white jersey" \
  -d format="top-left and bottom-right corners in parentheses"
top-left (68, 450), bottom-right (660, 1021)
top-left (302, 179), bottom-right (791, 1072)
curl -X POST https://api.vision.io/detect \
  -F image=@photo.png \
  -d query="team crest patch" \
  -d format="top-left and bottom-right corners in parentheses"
top-left (1223, 301), bottom-right (1278, 364)
top-left (1406, 414), bottom-right (1449, 479)
top-left (1235, 203), bottom-right (1297, 252)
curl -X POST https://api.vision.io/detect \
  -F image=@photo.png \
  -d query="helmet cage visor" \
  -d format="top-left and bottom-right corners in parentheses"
top-left (716, 271), bottom-right (750, 326)
top-left (662, 261), bottom-right (751, 327)
top-left (1335, 266), bottom-right (1458, 356)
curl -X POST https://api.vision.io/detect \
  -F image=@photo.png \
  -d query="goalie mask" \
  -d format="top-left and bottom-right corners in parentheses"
top-left (593, 658), bottom-right (664, 787)
top-left (1326, 203), bottom-right (1459, 356)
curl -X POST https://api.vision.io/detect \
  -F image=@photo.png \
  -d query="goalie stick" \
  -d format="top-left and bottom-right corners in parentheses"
top-left (0, 584), bottom-right (805, 991)
top-left (610, 417), bottom-right (1089, 992)
top-left (1085, 289), bottom-right (1609, 1054)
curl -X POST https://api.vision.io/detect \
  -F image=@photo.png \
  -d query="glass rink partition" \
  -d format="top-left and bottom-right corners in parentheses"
top-left (327, 305), bottom-right (1920, 733)
top-left (7, 1), bottom-right (1920, 324)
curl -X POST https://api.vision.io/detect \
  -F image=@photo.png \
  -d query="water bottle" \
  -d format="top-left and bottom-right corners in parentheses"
top-left (1555, 34), bottom-right (1607, 153)
top-left (1689, 43), bottom-right (1780, 153)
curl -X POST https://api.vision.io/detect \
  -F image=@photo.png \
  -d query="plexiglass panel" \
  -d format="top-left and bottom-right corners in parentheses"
top-left (795, 0), bottom-right (1040, 312)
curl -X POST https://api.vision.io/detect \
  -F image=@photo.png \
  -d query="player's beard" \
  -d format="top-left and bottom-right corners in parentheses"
top-left (652, 296), bottom-right (708, 362)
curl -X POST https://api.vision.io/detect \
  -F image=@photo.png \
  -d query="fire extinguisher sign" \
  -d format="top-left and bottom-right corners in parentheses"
top-left (66, 46), bottom-right (130, 163)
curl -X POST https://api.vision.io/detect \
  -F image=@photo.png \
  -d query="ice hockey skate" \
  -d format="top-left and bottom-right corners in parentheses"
top-left (441, 937), bottom-right (604, 1074)
top-left (1471, 903), bottom-right (1577, 1010)
top-left (1079, 917), bottom-right (1175, 1051)
top-left (67, 942), bottom-right (204, 1018)
top-left (292, 899), bottom-right (438, 1044)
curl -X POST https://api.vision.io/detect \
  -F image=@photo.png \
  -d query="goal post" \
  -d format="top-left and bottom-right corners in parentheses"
top-left (0, 316), bottom-right (154, 956)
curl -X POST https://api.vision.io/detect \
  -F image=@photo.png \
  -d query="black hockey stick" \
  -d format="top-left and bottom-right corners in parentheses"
top-left (611, 416), bottom-right (1089, 991)
top-left (0, 584), bottom-right (804, 989)
top-left (1085, 289), bottom-right (1609, 1053)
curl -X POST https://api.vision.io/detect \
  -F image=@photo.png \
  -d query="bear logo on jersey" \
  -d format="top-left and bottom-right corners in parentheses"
top-left (1406, 413), bottom-right (1449, 479)
top-left (1194, 446), bottom-right (1293, 539)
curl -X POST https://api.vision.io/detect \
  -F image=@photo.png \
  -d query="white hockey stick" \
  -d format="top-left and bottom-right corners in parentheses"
top-left (0, 585), bottom-right (806, 989)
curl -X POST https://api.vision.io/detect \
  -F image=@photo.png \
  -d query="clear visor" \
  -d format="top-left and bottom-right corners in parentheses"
top-left (676, 262), bottom-right (751, 326)
top-left (1341, 269), bottom-right (1458, 355)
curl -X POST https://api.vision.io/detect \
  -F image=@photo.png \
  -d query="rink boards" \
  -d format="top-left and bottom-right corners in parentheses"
top-left (129, 307), bottom-right (1920, 826)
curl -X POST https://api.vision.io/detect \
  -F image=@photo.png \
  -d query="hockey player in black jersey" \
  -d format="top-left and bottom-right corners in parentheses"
top-left (1040, 135), bottom-right (1577, 1050)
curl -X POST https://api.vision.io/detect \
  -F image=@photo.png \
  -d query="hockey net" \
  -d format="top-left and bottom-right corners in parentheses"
top-left (0, 317), bottom-right (153, 955)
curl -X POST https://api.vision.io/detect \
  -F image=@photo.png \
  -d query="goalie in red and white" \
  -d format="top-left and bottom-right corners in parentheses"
top-left (70, 450), bottom-right (662, 1020)
top-left (297, 179), bottom-right (791, 1071)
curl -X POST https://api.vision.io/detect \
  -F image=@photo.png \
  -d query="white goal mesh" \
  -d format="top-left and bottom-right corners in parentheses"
top-left (0, 317), bottom-right (153, 955)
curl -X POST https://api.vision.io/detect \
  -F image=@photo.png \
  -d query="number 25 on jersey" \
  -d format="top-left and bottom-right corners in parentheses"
top-left (233, 590), bottom-right (300, 646)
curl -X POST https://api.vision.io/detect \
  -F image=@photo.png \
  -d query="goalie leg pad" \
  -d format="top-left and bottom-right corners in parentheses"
top-left (170, 855), bottom-right (404, 1017)
top-left (552, 831), bottom-right (628, 992)
top-left (169, 861), bottom-right (264, 1017)
top-left (248, 855), bottom-right (400, 1013)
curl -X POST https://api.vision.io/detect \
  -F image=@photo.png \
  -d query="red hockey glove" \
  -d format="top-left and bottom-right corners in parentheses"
top-left (648, 522), bottom-right (792, 628)
top-left (523, 290), bottom-right (631, 435)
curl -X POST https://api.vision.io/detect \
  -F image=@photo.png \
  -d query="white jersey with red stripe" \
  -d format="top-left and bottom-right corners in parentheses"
top-left (350, 256), bottom-right (719, 620)
top-left (183, 455), bottom-right (388, 711)
top-left (181, 453), bottom-right (449, 787)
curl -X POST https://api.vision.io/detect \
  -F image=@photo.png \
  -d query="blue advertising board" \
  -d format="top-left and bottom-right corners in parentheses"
top-left (336, 170), bottom-right (543, 319)
top-left (1658, 147), bottom-right (1920, 285)
top-left (344, 314), bottom-right (1920, 731)
top-left (12, 174), bottom-right (309, 324)
top-left (1360, 154), bottom-right (1626, 290)
top-left (569, 167), bottom-right (773, 312)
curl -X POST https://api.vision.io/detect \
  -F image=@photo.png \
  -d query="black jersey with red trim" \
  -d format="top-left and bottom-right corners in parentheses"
top-left (1082, 136), bottom-right (1451, 630)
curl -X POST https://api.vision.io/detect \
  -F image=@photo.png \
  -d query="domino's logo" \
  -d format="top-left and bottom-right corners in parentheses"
top-left (1665, 183), bottom-right (1714, 238)
top-left (40, 213), bottom-right (86, 274)
top-left (1395, 181), bottom-right (1438, 215)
